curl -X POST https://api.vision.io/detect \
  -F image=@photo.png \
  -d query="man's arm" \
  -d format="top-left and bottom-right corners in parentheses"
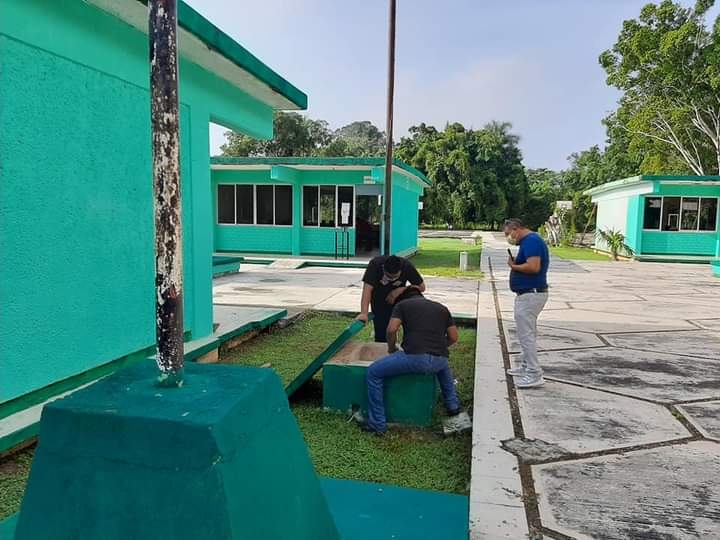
top-left (406, 262), bottom-right (426, 291)
top-left (356, 282), bottom-right (374, 322)
top-left (509, 256), bottom-right (541, 274)
top-left (447, 325), bottom-right (459, 347)
top-left (386, 317), bottom-right (402, 353)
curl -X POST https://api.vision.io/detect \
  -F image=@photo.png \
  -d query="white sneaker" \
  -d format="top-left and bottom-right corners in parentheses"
top-left (506, 366), bottom-right (527, 376)
top-left (515, 375), bottom-right (545, 388)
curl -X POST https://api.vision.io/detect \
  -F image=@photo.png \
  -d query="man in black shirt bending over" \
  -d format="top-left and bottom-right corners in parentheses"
top-left (362, 287), bottom-right (462, 434)
top-left (356, 255), bottom-right (425, 342)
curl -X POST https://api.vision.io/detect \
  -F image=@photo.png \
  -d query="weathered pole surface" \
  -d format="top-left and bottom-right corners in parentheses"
top-left (382, 0), bottom-right (397, 257)
top-left (149, 0), bottom-right (184, 387)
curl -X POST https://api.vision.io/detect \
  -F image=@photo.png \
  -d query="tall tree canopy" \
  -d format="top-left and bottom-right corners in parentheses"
top-left (395, 121), bottom-right (530, 228)
top-left (600, 0), bottom-right (720, 174)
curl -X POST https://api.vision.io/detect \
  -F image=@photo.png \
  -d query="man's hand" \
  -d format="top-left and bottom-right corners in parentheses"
top-left (507, 256), bottom-right (514, 268)
top-left (385, 287), bottom-right (406, 305)
top-left (387, 345), bottom-right (399, 354)
top-left (355, 312), bottom-right (369, 323)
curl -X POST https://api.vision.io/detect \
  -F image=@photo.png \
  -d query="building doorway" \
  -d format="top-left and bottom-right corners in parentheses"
top-left (355, 194), bottom-right (381, 256)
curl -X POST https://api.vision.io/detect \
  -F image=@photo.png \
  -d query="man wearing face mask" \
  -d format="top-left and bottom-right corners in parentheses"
top-left (356, 254), bottom-right (425, 342)
top-left (503, 218), bottom-right (550, 388)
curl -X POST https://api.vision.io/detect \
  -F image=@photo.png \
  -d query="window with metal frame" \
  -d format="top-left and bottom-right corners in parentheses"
top-left (643, 195), bottom-right (718, 232)
top-left (302, 185), bottom-right (355, 228)
top-left (216, 184), bottom-right (293, 226)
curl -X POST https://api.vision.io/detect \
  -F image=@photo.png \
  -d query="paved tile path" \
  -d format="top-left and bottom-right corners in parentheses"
top-left (475, 232), bottom-right (720, 540)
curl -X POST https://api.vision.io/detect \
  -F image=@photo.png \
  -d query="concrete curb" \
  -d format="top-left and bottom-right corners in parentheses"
top-left (469, 278), bottom-right (529, 539)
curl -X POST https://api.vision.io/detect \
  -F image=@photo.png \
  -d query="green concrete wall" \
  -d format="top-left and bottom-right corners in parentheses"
top-left (641, 232), bottom-right (717, 256)
top-left (1, 0), bottom-right (274, 403)
top-left (391, 173), bottom-right (422, 255)
top-left (14, 362), bottom-right (341, 540)
top-left (625, 196), bottom-right (643, 254)
top-left (211, 168), bottom-right (423, 256)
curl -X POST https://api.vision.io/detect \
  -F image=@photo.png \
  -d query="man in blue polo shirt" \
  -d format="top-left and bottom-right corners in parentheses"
top-left (504, 218), bottom-right (550, 388)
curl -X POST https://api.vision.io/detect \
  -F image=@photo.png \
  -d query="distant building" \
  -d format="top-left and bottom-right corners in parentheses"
top-left (210, 157), bottom-right (431, 258)
top-left (586, 175), bottom-right (720, 261)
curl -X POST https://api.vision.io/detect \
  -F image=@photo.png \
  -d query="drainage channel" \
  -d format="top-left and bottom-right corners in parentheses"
top-left (486, 257), bottom-right (544, 538)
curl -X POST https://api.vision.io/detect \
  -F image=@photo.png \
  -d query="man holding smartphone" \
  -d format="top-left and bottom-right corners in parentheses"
top-left (504, 218), bottom-right (550, 388)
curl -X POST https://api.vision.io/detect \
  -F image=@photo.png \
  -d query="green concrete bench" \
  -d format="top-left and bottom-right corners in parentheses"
top-left (322, 342), bottom-right (439, 426)
top-left (212, 255), bottom-right (242, 276)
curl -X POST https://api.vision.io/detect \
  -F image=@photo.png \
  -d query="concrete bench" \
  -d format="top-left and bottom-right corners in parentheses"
top-left (322, 341), bottom-right (438, 426)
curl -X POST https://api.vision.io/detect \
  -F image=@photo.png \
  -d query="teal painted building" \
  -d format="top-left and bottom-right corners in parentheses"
top-left (210, 157), bottom-right (431, 258)
top-left (586, 176), bottom-right (720, 260)
top-left (0, 0), bottom-right (306, 406)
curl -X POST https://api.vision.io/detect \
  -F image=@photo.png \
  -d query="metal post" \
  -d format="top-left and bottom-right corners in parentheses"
top-left (382, 0), bottom-right (397, 257)
top-left (150, 0), bottom-right (184, 387)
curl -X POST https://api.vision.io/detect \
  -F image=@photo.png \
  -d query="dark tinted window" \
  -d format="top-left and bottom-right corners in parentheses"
top-left (256, 185), bottom-right (274, 225)
top-left (275, 185), bottom-right (293, 226)
top-left (235, 185), bottom-right (254, 224)
top-left (217, 185), bottom-right (235, 224)
top-left (643, 197), bottom-right (661, 229)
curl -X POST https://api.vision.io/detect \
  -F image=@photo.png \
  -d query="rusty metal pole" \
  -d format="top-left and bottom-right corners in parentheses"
top-left (149, 0), bottom-right (184, 387)
top-left (382, 0), bottom-right (397, 257)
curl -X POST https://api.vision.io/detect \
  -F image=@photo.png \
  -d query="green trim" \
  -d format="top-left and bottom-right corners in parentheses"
top-left (585, 175), bottom-right (720, 197)
top-left (133, 1), bottom-right (307, 109)
top-left (301, 261), bottom-right (369, 269)
top-left (285, 319), bottom-right (367, 397)
top-left (0, 346), bottom-right (154, 423)
top-left (210, 157), bottom-right (432, 186)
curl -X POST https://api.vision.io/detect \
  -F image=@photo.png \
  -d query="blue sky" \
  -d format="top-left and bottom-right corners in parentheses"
top-left (189, 0), bottom-right (701, 171)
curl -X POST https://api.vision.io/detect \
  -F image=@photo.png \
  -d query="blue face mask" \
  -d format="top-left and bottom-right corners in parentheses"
top-left (506, 233), bottom-right (518, 246)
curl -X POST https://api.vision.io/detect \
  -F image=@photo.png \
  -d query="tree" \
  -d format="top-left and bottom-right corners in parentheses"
top-left (600, 0), bottom-right (720, 174)
top-left (395, 121), bottom-right (529, 228)
top-left (220, 112), bottom-right (332, 157)
top-left (329, 121), bottom-right (386, 156)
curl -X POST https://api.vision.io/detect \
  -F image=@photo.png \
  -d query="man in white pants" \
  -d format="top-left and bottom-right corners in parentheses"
top-left (504, 218), bottom-right (550, 388)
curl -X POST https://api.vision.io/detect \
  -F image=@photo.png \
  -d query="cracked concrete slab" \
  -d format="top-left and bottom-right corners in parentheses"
top-left (503, 320), bottom-right (605, 353)
top-left (517, 381), bottom-right (690, 454)
top-left (690, 318), bottom-right (720, 331)
top-left (541, 346), bottom-right (720, 402)
top-left (535, 442), bottom-right (720, 540)
top-left (677, 401), bottom-right (720, 442)
top-left (604, 329), bottom-right (720, 360)
top-left (536, 308), bottom-right (696, 334)
top-left (568, 300), bottom-right (720, 321)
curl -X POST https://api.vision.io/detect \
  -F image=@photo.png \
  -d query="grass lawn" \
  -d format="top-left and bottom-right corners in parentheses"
top-left (412, 238), bottom-right (482, 278)
top-left (0, 313), bottom-right (475, 519)
top-left (550, 246), bottom-right (610, 261)
top-left (225, 311), bottom-right (476, 494)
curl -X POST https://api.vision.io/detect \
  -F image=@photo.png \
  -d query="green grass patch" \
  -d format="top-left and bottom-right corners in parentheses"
top-left (0, 447), bottom-right (33, 520)
top-left (550, 246), bottom-right (610, 261)
top-left (0, 313), bottom-right (475, 518)
top-left (221, 312), bottom-right (373, 385)
top-left (412, 238), bottom-right (483, 278)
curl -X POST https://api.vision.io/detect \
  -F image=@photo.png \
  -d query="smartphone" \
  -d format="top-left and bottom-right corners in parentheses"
top-left (507, 248), bottom-right (514, 261)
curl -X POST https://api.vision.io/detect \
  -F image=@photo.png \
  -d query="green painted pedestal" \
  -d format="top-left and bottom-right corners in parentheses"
top-left (711, 259), bottom-right (720, 277)
top-left (322, 342), bottom-right (438, 426)
top-left (14, 361), bottom-right (340, 540)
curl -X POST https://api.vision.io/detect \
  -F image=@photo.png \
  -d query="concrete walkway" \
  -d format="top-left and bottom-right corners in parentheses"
top-left (212, 263), bottom-right (479, 319)
top-left (473, 232), bottom-right (720, 539)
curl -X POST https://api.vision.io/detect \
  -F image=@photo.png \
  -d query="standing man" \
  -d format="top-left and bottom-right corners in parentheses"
top-left (363, 288), bottom-right (462, 434)
top-left (356, 254), bottom-right (425, 342)
top-left (504, 218), bottom-right (550, 388)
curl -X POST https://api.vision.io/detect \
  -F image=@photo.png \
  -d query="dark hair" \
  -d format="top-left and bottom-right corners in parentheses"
top-left (503, 218), bottom-right (526, 229)
top-left (395, 287), bottom-right (423, 303)
top-left (383, 255), bottom-right (403, 274)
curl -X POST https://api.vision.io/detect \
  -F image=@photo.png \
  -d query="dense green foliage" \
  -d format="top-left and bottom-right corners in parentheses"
top-left (220, 1), bottom-right (719, 231)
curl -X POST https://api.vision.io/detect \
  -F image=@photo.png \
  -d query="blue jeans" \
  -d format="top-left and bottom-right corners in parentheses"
top-left (366, 351), bottom-right (461, 432)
